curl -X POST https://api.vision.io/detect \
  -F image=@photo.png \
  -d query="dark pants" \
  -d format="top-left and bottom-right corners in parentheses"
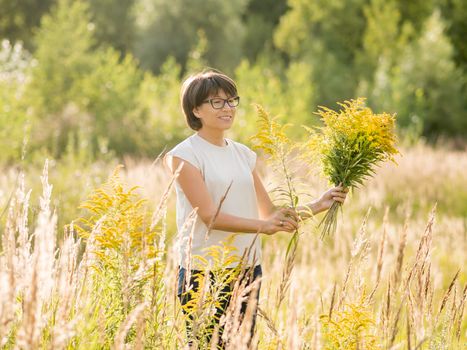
top-left (177, 265), bottom-right (262, 348)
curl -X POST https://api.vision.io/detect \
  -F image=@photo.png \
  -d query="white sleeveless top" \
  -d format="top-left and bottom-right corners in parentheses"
top-left (166, 133), bottom-right (261, 268)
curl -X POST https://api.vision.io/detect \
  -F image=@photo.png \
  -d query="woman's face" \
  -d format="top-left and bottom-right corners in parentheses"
top-left (193, 89), bottom-right (238, 132)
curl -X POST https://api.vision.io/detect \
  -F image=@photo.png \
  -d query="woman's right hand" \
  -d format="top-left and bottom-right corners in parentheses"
top-left (261, 207), bottom-right (299, 235)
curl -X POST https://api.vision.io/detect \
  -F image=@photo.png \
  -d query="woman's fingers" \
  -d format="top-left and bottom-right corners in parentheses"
top-left (270, 207), bottom-right (300, 232)
top-left (275, 216), bottom-right (298, 231)
top-left (331, 191), bottom-right (347, 198)
top-left (331, 190), bottom-right (347, 203)
top-left (280, 207), bottom-right (299, 221)
top-left (334, 183), bottom-right (349, 192)
top-left (283, 217), bottom-right (298, 229)
top-left (280, 222), bottom-right (295, 232)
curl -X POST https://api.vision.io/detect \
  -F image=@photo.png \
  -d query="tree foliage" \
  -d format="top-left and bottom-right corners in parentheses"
top-left (275, 0), bottom-right (466, 140)
top-left (133, 0), bottom-right (248, 74)
top-left (0, 40), bottom-right (32, 161)
top-left (0, 0), bottom-right (56, 50)
top-left (360, 9), bottom-right (466, 139)
top-left (87, 0), bottom-right (136, 54)
top-left (0, 0), bottom-right (465, 162)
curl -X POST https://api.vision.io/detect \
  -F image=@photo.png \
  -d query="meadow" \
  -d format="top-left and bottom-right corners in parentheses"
top-left (2, 1), bottom-right (466, 348)
top-left (0, 140), bottom-right (465, 349)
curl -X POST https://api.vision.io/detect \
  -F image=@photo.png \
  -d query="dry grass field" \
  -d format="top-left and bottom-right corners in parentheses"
top-left (0, 142), bottom-right (466, 349)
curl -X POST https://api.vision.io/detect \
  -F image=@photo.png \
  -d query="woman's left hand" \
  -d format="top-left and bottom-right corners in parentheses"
top-left (317, 184), bottom-right (348, 211)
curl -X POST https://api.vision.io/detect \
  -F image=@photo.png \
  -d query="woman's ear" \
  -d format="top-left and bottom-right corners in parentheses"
top-left (192, 107), bottom-right (200, 118)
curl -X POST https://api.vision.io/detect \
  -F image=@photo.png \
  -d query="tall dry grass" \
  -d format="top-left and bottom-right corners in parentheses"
top-left (0, 142), bottom-right (465, 349)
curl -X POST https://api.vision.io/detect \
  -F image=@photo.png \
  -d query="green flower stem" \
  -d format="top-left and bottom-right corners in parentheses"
top-left (319, 200), bottom-right (341, 238)
top-left (279, 146), bottom-right (299, 258)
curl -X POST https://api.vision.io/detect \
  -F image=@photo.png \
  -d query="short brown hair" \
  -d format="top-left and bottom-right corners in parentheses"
top-left (180, 69), bottom-right (238, 130)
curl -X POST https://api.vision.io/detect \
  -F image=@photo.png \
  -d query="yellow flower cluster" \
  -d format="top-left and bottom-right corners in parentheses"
top-left (75, 166), bottom-right (160, 273)
top-left (306, 98), bottom-right (399, 189)
top-left (320, 297), bottom-right (380, 349)
top-left (250, 104), bottom-right (293, 161)
top-left (317, 98), bottom-right (398, 162)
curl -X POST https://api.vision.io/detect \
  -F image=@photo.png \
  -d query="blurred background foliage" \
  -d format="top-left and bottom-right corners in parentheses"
top-left (0, 7), bottom-right (465, 345)
top-left (0, 0), bottom-right (466, 164)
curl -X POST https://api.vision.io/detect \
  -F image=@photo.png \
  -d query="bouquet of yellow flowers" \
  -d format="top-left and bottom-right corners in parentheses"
top-left (305, 98), bottom-right (399, 238)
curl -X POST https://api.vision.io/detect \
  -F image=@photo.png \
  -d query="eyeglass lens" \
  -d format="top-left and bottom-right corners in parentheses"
top-left (210, 97), bottom-right (239, 109)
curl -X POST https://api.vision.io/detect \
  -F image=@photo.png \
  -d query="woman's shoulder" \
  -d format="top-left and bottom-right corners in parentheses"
top-left (165, 135), bottom-right (201, 171)
top-left (168, 135), bottom-right (196, 154)
top-left (228, 139), bottom-right (255, 154)
top-left (227, 139), bottom-right (257, 170)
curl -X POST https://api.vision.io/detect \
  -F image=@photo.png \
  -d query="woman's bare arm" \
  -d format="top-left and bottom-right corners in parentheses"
top-left (252, 168), bottom-right (277, 219)
top-left (296, 186), bottom-right (348, 220)
top-left (167, 156), bottom-right (298, 234)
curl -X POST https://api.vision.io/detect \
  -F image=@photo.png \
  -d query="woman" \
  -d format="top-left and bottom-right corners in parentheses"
top-left (165, 69), bottom-right (347, 346)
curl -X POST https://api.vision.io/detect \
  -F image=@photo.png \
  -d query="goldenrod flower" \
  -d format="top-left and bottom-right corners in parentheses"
top-left (305, 98), bottom-right (399, 237)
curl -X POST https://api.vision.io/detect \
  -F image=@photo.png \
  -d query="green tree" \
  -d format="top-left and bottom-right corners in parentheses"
top-left (242, 0), bottom-right (288, 62)
top-left (233, 57), bottom-right (286, 143)
top-left (0, 0), bottom-right (56, 50)
top-left (366, 10), bottom-right (466, 139)
top-left (356, 0), bottom-right (451, 79)
top-left (357, 0), bottom-right (404, 78)
top-left (274, 0), bottom-right (368, 106)
top-left (136, 57), bottom-right (189, 151)
top-left (232, 55), bottom-right (315, 144)
top-left (0, 40), bottom-right (32, 162)
top-left (30, 0), bottom-right (95, 115)
top-left (440, 0), bottom-right (467, 70)
top-left (355, 0), bottom-right (414, 100)
top-left (133, 0), bottom-right (248, 74)
top-left (26, 0), bottom-right (96, 155)
top-left (87, 0), bottom-right (136, 54)
top-left (27, 0), bottom-right (154, 157)
top-left (76, 48), bottom-right (144, 155)
top-left (398, 0), bottom-right (439, 33)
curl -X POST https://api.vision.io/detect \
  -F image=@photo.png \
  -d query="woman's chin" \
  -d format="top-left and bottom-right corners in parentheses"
top-left (217, 121), bottom-right (234, 130)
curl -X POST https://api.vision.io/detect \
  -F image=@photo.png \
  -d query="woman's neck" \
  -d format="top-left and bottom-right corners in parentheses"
top-left (197, 128), bottom-right (226, 147)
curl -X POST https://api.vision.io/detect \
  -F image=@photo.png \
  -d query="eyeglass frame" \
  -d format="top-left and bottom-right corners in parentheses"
top-left (202, 96), bottom-right (240, 109)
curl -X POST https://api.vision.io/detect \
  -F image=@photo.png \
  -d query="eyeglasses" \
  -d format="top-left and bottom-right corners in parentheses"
top-left (202, 96), bottom-right (240, 109)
